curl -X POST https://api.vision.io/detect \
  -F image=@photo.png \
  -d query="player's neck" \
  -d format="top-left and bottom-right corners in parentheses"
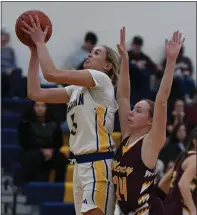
top-left (127, 129), bottom-right (148, 145)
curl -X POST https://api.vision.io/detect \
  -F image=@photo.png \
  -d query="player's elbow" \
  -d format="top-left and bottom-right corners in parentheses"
top-left (27, 92), bottom-right (37, 101)
top-left (27, 93), bottom-right (38, 101)
top-left (43, 71), bottom-right (56, 82)
top-left (27, 91), bottom-right (42, 102)
top-left (42, 66), bottom-right (58, 82)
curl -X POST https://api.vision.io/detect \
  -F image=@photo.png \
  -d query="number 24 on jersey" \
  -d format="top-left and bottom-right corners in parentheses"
top-left (113, 175), bottom-right (127, 201)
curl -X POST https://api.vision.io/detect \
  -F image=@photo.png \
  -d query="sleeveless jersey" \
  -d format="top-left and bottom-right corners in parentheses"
top-left (112, 135), bottom-right (161, 215)
top-left (65, 69), bottom-right (118, 155)
top-left (164, 151), bottom-right (197, 215)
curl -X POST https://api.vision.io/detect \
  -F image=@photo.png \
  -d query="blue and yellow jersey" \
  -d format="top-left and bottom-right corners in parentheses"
top-left (65, 69), bottom-right (118, 155)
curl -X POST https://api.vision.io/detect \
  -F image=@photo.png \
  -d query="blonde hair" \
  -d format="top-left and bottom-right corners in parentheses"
top-left (102, 45), bottom-right (120, 86)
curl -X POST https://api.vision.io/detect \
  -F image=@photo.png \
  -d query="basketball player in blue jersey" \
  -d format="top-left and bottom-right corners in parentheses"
top-left (112, 27), bottom-right (185, 215)
top-left (21, 15), bottom-right (121, 215)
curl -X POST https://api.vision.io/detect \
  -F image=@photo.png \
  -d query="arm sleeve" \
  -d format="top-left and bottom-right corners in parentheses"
top-left (87, 69), bottom-right (112, 88)
top-left (65, 85), bottom-right (75, 97)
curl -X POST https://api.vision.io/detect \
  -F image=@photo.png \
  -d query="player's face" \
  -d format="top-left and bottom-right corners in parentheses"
top-left (83, 46), bottom-right (109, 71)
top-left (34, 102), bottom-right (46, 118)
top-left (128, 101), bottom-right (152, 130)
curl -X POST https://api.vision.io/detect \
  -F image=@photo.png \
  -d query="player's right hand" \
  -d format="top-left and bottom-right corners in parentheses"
top-left (117, 26), bottom-right (128, 58)
top-left (21, 15), bottom-right (49, 45)
top-left (165, 31), bottom-right (185, 62)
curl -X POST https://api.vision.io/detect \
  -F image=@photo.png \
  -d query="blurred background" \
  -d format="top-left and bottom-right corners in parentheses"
top-left (1, 1), bottom-right (196, 215)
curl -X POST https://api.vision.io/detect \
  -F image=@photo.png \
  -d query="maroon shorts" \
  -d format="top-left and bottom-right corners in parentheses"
top-left (163, 202), bottom-right (183, 215)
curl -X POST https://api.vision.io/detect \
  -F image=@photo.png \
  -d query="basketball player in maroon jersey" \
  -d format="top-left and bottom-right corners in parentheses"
top-left (158, 127), bottom-right (197, 215)
top-left (112, 27), bottom-right (185, 215)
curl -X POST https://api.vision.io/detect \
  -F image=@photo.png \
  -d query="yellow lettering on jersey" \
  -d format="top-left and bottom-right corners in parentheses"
top-left (112, 161), bottom-right (133, 176)
top-left (113, 175), bottom-right (121, 200)
top-left (119, 176), bottom-right (127, 201)
top-left (112, 161), bottom-right (120, 170)
top-left (122, 166), bottom-right (127, 173)
top-left (125, 167), bottom-right (133, 176)
top-left (113, 175), bottom-right (127, 201)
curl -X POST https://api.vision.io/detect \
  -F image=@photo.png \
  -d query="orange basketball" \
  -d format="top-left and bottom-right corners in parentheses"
top-left (15, 10), bottom-right (52, 47)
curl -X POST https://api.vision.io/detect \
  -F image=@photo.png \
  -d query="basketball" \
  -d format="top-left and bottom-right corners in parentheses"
top-left (15, 10), bottom-right (52, 47)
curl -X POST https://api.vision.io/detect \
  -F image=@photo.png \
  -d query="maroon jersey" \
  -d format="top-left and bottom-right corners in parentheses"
top-left (164, 151), bottom-right (197, 215)
top-left (112, 136), bottom-right (166, 215)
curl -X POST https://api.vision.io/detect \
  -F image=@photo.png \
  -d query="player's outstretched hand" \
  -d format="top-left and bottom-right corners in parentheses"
top-left (165, 31), bottom-right (185, 61)
top-left (21, 15), bottom-right (49, 45)
top-left (117, 26), bottom-right (128, 58)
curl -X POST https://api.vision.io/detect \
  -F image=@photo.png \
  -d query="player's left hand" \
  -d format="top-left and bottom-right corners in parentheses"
top-left (165, 31), bottom-right (185, 61)
top-left (117, 26), bottom-right (128, 58)
top-left (21, 15), bottom-right (49, 45)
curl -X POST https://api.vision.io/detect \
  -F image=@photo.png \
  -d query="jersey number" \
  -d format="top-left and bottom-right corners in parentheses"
top-left (113, 176), bottom-right (127, 201)
top-left (70, 113), bottom-right (77, 135)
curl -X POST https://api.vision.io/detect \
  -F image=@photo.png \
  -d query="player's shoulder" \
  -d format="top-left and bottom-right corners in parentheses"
top-left (87, 69), bottom-right (112, 81)
top-left (64, 85), bottom-right (83, 98)
top-left (182, 152), bottom-right (196, 169)
top-left (65, 85), bottom-right (81, 90)
top-left (186, 152), bottom-right (196, 162)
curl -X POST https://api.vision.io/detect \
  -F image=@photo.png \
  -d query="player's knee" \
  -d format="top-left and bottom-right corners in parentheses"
top-left (82, 208), bottom-right (104, 215)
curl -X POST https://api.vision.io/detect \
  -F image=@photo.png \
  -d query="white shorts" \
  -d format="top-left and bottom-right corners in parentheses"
top-left (73, 159), bottom-right (115, 215)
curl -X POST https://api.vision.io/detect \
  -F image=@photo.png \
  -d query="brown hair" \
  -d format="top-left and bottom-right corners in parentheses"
top-left (173, 127), bottom-right (197, 179)
top-left (102, 45), bottom-right (120, 86)
top-left (143, 99), bottom-right (155, 118)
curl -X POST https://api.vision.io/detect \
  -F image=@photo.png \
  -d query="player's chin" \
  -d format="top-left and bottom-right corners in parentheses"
top-left (128, 123), bottom-right (134, 130)
top-left (128, 119), bottom-right (133, 126)
top-left (128, 121), bottom-right (139, 131)
top-left (83, 61), bottom-right (90, 69)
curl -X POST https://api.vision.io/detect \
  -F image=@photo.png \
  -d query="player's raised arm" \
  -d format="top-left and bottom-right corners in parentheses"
top-left (117, 27), bottom-right (131, 139)
top-left (144, 31), bottom-right (185, 168)
top-left (21, 15), bottom-right (97, 88)
top-left (27, 47), bottom-right (70, 103)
